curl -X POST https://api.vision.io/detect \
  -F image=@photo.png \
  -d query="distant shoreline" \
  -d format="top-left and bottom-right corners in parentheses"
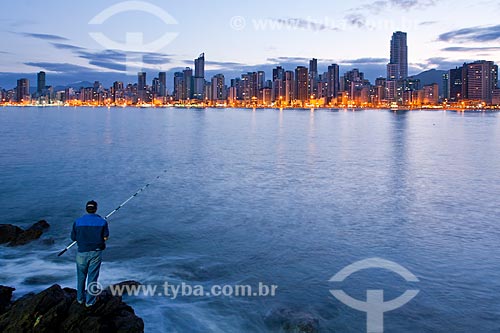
top-left (1, 105), bottom-right (499, 112)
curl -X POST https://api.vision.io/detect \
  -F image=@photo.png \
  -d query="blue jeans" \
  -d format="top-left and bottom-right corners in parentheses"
top-left (76, 250), bottom-right (102, 305)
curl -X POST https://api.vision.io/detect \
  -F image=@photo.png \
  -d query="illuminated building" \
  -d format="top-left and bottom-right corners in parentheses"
top-left (193, 53), bottom-right (205, 100)
top-left (295, 66), bottom-right (308, 103)
top-left (16, 78), bottom-right (30, 103)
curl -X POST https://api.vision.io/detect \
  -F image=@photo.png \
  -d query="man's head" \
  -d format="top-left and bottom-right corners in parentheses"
top-left (86, 200), bottom-right (98, 214)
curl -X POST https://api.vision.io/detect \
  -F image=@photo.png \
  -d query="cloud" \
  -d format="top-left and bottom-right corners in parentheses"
top-left (422, 57), bottom-right (470, 69)
top-left (350, 0), bottom-right (437, 15)
top-left (389, 0), bottom-right (437, 9)
top-left (442, 46), bottom-right (500, 52)
top-left (50, 43), bottom-right (85, 51)
top-left (340, 57), bottom-right (388, 64)
top-left (438, 25), bottom-right (500, 43)
top-left (419, 21), bottom-right (438, 26)
top-left (267, 17), bottom-right (340, 32)
top-left (24, 62), bottom-right (95, 73)
top-left (19, 32), bottom-right (68, 41)
top-left (345, 14), bottom-right (366, 28)
top-left (143, 53), bottom-right (172, 65)
top-left (267, 56), bottom-right (313, 64)
top-left (88, 60), bottom-right (126, 72)
top-left (71, 48), bottom-right (172, 71)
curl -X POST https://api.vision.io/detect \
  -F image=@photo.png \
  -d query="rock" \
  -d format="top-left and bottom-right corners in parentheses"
top-left (27, 220), bottom-right (50, 232)
top-left (0, 220), bottom-right (50, 247)
top-left (0, 286), bottom-right (15, 315)
top-left (0, 225), bottom-right (23, 244)
top-left (265, 308), bottom-right (320, 333)
top-left (0, 284), bottom-right (144, 333)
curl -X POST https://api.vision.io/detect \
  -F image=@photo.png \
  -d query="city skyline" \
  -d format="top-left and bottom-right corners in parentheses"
top-left (1, 0), bottom-right (500, 88)
top-left (6, 43), bottom-right (499, 108)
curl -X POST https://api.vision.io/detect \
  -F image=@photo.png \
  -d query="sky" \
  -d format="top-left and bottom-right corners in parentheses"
top-left (0, 0), bottom-right (499, 89)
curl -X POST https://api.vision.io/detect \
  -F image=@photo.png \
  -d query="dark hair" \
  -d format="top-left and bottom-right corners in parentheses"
top-left (86, 200), bottom-right (98, 213)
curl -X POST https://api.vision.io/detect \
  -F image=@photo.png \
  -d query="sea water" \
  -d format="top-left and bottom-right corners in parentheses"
top-left (1, 107), bottom-right (499, 332)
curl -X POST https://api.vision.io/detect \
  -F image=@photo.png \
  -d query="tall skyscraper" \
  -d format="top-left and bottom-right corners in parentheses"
top-left (448, 65), bottom-right (467, 101)
top-left (285, 70), bottom-right (295, 104)
top-left (272, 66), bottom-right (285, 102)
top-left (158, 72), bottom-right (167, 97)
top-left (387, 31), bottom-right (408, 80)
top-left (309, 58), bottom-right (318, 98)
top-left (173, 72), bottom-right (184, 101)
top-left (193, 53), bottom-right (205, 99)
top-left (211, 74), bottom-right (225, 101)
top-left (16, 78), bottom-right (30, 103)
top-left (257, 71), bottom-right (265, 91)
top-left (182, 68), bottom-right (193, 100)
top-left (442, 73), bottom-right (449, 100)
top-left (231, 78), bottom-right (243, 100)
top-left (112, 81), bottom-right (124, 103)
top-left (242, 72), bottom-right (258, 101)
top-left (327, 64), bottom-right (339, 101)
top-left (295, 66), bottom-right (308, 103)
top-left (467, 60), bottom-right (497, 103)
top-left (137, 72), bottom-right (146, 100)
top-left (137, 72), bottom-right (146, 90)
top-left (37, 71), bottom-right (46, 94)
top-left (152, 77), bottom-right (160, 96)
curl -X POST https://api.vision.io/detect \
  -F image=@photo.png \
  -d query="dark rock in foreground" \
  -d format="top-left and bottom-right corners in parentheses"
top-left (0, 220), bottom-right (50, 246)
top-left (0, 286), bottom-right (15, 315)
top-left (0, 283), bottom-right (144, 333)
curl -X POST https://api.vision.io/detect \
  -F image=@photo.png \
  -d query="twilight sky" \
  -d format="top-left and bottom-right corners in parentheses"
top-left (0, 0), bottom-right (499, 89)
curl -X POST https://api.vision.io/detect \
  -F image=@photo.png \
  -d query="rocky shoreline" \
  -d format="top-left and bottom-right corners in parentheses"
top-left (0, 220), bottom-right (51, 246)
top-left (0, 283), bottom-right (144, 333)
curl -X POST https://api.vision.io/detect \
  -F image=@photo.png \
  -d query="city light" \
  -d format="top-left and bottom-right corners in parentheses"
top-left (0, 32), bottom-right (498, 109)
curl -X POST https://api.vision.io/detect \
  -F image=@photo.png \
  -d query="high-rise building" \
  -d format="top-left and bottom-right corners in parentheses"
top-left (138, 72), bottom-right (146, 91)
top-left (182, 68), bottom-right (193, 100)
top-left (421, 83), bottom-right (439, 105)
top-left (211, 74), bottom-right (225, 101)
top-left (137, 72), bottom-right (146, 101)
top-left (295, 66), bottom-right (308, 103)
top-left (442, 73), bottom-right (449, 100)
top-left (242, 72), bottom-right (258, 101)
top-left (467, 60), bottom-right (497, 103)
top-left (231, 78), bottom-right (243, 100)
top-left (193, 53), bottom-right (205, 99)
top-left (16, 78), bottom-right (30, 103)
top-left (387, 31), bottom-right (408, 80)
top-left (152, 77), bottom-right (160, 96)
top-left (112, 81), bottom-right (124, 103)
top-left (327, 64), bottom-right (339, 101)
top-left (158, 72), bottom-right (167, 97)
top-left (272, 66), bottom-right (285, 102)
top-left (285, 70), bottom-right (295, 104)
top-left (448, 65), bottom-right (467, 101)
top-left (195, 53), bottom-right (205, 78)
top-left (37, 71), bottom-right (46, 94)
top-left (173, 72), bottom-right (184, 101)
top-left (309, 58), bottom-right (318, 98)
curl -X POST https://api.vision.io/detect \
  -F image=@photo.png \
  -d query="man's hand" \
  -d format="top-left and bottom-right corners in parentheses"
top-left (104, 237), bottom-right (108, 241)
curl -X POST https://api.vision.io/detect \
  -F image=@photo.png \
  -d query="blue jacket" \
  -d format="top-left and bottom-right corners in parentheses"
top-left (71, 214), bottom-right (109, 252)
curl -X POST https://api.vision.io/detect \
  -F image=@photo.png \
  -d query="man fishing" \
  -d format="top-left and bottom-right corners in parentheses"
top-left (71, 200), bottom-right (109, 307)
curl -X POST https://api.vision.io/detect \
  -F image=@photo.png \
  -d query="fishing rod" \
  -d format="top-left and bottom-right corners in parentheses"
top-left (57, 170), bottom-right (167, 256)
